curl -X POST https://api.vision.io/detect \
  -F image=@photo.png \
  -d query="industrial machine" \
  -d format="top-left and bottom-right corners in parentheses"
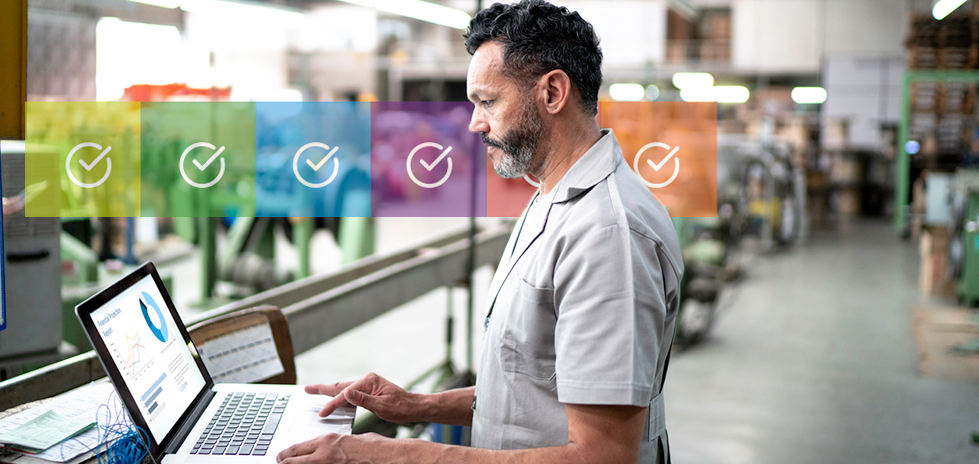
top-left (717, 135), bottom-right (802, 251)
top-left (743, 141), bottom-right (800, 248)
top-left (672, 217), bottom-right (726, 345)
top-left (0, 141), bottom-right (63, 359)
top-left (948, 171), bottom-right (979, 306)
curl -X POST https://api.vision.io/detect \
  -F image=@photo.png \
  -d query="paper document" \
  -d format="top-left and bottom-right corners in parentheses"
top-left (0, 411), bottom-right (94, 452)
top-left (0, 381), bottom-right (118, 463)
top-left (198, 323), bottom-right (285, 384)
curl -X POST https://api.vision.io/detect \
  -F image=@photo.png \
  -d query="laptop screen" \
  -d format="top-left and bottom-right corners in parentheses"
top-left (89, 274), bottom-right (207, 441)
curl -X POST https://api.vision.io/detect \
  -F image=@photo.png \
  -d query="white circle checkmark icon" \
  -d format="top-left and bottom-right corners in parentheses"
top-left (407, 142), bottom-right (453, 189)
top-left (66, 142), bottom-right (112, 189)
top-left (179, 142), bottom-right (226, 189)
top-left (293, 142), bottom-right (340, 189)
top-left (633, 142), bottom-right (680, 189)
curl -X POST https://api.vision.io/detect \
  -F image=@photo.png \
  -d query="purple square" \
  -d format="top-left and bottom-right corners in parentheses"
top-left (370, 102), bottom-right (486, 217)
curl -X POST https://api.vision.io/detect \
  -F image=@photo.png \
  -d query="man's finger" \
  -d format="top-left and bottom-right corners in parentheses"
top-left (318, 393), bottom-right (350, 417)
top-left (306, 381), bottom-right (354, 397)
top-left (344, 388), bottom-right (376, 410)
top-left (278, 453), bottom-right (320, 464)
top-left (276, 437), bottom-right (319, 462)
top-left (316, 374), bottom-right (379, 416)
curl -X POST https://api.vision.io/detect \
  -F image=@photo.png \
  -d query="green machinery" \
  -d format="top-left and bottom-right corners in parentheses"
top-left (947, 172), bottom-right (979, 357)
top-left (949, 173), bottom-right (979, 306)
top-left (958, 194), bottom-right (979, 305)
top-left (671, 217), bottom-right (730, 344)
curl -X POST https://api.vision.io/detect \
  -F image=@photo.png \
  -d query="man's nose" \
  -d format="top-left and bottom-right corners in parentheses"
top-left (469, 108), bottom-right (489, 134)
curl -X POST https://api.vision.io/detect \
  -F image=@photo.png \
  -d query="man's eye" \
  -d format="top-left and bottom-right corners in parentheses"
top-left (481, 100), bottom-right (494, 107)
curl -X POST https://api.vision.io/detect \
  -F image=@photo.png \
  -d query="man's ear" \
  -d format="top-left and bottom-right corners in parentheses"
top-left (539, 69), bottom-right (572, 115)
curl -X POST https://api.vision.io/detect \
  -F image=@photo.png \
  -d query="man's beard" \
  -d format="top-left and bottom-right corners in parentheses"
top-left (482, 100), bottom-right (545, 178)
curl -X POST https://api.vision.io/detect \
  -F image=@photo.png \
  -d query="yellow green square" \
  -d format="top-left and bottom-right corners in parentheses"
top-left (25, 102), bottom-right (141, 217)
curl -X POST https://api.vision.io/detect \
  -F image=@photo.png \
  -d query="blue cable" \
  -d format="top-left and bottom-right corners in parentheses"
top-left (58, 389), bottom-right (150, 464)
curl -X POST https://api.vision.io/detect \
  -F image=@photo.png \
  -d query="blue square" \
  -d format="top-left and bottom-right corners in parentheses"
top-left (255, 102), bottom-right (371, 217)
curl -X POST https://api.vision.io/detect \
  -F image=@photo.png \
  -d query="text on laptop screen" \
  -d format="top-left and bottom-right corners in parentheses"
top-left (91, 275), bottom-right (207, 440)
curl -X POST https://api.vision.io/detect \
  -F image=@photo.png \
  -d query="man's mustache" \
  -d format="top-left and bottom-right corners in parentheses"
top-left (481, 132), bottom-right (505, 150)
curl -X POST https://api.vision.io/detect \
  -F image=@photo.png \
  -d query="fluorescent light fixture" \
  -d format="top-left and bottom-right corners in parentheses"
top-left (609, 83), bottom-right (645, 101)
top-left (933, 0), bottom-right (967, 19)
top-left (791, 86), bottom-right (827, 104)
top-left (680, 85), bottom-right (750, 103)
top-left (178, 0), bottom-right (305, 27)
top-left (129, 0), bottom-right (180, 7)
top-left (337, 0), bottom-right (471, 29)
top-left (645, 84), bottom-right (660, 101)
top-left (672, 72), bottom-right (713, 89)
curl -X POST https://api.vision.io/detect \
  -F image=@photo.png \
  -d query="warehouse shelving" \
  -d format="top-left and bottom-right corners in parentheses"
top-left (896, 69), bottom-right (979, 234)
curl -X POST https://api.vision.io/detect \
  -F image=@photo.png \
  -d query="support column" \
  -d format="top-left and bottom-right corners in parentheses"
top-left (0, 0), bottom-right (27, 139)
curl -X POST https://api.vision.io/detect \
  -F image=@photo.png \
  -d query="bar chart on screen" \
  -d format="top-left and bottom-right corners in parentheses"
top-left (140, 372), bottom-right (168, 418)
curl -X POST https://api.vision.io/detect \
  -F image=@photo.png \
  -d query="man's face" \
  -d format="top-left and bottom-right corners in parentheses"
top-left (467, 42), bottom-right (545, 178)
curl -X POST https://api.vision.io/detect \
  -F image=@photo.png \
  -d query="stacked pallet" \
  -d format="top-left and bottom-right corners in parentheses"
top-left (907, 11), bottom-right (978, 155)
top-left (907, 13), bottom-right (978, 69)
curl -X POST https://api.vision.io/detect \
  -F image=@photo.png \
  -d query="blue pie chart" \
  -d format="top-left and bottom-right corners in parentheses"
top-left (140, 292), bottom-right (168, 343)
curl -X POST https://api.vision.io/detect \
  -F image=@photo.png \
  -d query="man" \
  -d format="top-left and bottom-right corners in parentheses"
top-left (277, 1), bottom-right (683, 463)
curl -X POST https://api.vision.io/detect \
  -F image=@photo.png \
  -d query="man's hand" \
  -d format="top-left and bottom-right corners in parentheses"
top-left (273, 402), bottom-right (647, 464)
top-left (306, 372), bottom-right (420, 423)
top-left (276, 432), bottom-right (386, 464)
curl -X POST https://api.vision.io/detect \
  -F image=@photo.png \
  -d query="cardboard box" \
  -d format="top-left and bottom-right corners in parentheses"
top-left (920, 227), bottom-right (956, 297)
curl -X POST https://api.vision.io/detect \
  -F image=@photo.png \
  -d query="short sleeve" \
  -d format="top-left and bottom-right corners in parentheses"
top-left (552, 224), bottom-right (670, 406)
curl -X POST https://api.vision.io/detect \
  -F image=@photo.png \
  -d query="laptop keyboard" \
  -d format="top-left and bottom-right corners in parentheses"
top-left (191, 392), bottom-right (290, 456)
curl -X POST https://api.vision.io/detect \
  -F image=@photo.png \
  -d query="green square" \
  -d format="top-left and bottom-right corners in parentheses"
top-left (140, 102), bottom-right (255, 217)
top-left (25, 102), bottom-right (141, 217)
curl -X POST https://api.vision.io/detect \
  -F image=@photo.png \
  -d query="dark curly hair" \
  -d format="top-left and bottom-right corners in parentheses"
top-left (464, 0), bottom-right (603, 115)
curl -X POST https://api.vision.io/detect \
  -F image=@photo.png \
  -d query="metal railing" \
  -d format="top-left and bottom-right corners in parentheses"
top-left (0, 222), bottom-right (512, 410)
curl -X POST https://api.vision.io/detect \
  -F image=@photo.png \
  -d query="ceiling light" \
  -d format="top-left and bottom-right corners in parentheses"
top-left (337, 0), bottom-right (471, 29)
top-left (905, 140), bottom-right (920, 155)
top-left (791, 87), bottom-right (827, 104)
top-left (178, 0), bottom-right (305, 26)
top-left (609, 83), bottom-right (645, 102)
top-left (680, 86), bottom-right (750, 103)
top-left (672, 72), bottom-right (713, 89)
top-left (933, 0), bottom-right (967, 20)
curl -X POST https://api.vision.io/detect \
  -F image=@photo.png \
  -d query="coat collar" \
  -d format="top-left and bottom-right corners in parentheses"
top-left (548, 128), bottom-right (620, 204)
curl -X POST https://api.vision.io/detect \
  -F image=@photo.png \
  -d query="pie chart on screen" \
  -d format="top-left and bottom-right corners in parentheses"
top-left (140, 291), bottom-right (168, 343)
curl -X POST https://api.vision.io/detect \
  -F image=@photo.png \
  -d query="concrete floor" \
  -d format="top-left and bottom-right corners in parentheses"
top-left (664, 220), bottom-right (979, 464)
top-left (166, 218), bottom-right (979, 462)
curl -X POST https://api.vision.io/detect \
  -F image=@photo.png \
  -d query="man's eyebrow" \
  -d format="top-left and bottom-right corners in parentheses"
top-left (468, 87), bottom-right (493, 103)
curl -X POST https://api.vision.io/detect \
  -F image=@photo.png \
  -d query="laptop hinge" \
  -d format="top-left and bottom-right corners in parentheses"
top-left (164, 388), bottom-right (216, 456)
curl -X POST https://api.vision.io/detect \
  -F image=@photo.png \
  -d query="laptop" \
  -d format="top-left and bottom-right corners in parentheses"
top-left (76, 262), bottom-right (355, 463)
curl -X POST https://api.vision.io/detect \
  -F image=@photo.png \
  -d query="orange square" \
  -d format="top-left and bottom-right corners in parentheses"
top-left (600, 102), bottom-right (717, 217)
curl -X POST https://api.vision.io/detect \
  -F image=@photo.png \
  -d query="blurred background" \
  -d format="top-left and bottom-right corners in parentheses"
top-left (2, 0), bottom-right (979, 463)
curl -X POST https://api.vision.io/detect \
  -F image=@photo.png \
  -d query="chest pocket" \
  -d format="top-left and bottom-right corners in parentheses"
top-left (497, 276), bottom-right (558, 383)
